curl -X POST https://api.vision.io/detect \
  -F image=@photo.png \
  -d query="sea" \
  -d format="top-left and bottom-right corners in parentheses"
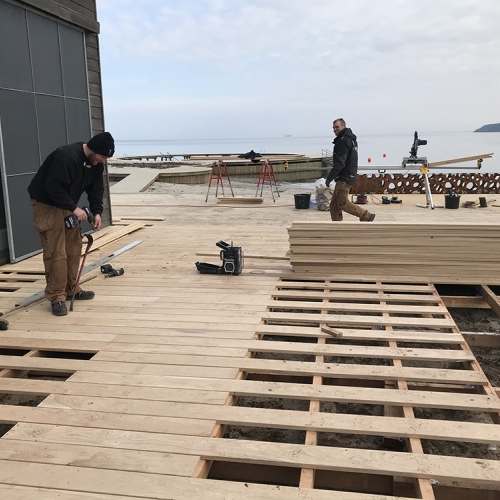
top-left (114, 131), bottom-right (500, 175)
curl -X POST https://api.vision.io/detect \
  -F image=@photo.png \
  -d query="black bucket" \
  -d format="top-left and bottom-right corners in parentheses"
top-left (294, 193), bottom-right (311, 209)
top-left (444, 195), bottom-right (460, 209)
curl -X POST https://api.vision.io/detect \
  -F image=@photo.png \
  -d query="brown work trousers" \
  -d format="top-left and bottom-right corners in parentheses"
top-left (31, 200), bottom-right (82, 304)
top-left (330, 181), bottom-right (373, 221)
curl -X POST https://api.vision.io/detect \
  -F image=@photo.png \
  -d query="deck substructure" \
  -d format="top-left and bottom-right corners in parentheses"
top-left (0, 213), bottom-right (499, 498)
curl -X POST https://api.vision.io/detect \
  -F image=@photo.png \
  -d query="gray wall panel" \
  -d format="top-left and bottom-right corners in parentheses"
top-left (6, 173), bottom-right (38, 260)
top-left (0, 1), bottom-right (33, 91)
top-left (0, 89), bottom-right (40, 175)
top-left (0, 0), bottom-right (108, 262)
top-left (36, 94), bottom-right (67, 160)
top-left (60, 24), bottom-right (88, 99)
top-left (66, 97), bottom-right (91, 143)
top-left (27, 11), bottom-right (64, 96)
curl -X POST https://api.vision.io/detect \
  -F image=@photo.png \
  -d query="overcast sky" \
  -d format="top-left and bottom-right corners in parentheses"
top-left (96, 0), bottom-right (500, 140)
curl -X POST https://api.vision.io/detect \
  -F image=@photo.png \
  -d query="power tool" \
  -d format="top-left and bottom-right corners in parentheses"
top-left (101, 264), bottom-right (124, 277)
top-left (64, 207), bottom-right (93, 229)
top-left (353, 193), bottom-right (368, 204)
top-left (196, 240), bottom-right (244, 275)
top-left (382, 196), bottom-right (391, 205)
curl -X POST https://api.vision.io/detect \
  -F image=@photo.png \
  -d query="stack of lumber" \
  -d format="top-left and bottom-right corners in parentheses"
top-left (287, 221), bottom-right (500, 283)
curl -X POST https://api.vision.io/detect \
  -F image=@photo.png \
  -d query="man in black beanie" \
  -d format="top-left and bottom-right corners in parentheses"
top-left (28, 132), bottom-right (115, 316)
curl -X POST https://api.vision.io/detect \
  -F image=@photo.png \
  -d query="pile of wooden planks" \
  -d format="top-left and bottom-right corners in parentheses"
top-left (287, 221), bottom-right (500, 283)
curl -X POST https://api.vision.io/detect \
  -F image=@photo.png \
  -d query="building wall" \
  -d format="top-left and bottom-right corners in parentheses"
top-left (0, 0), bottom-right (112, 263)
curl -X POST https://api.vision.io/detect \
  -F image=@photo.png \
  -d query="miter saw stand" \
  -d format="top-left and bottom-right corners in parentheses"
top-left (401, 142), bottom-right (434, 209)
top-left (365, 131), bottom-right (493, 210)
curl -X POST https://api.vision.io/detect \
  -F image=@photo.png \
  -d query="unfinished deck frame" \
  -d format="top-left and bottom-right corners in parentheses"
top-left (1, 221), bottom-right (500, 498)
top-left (187, 277), bottom-right (500, 499)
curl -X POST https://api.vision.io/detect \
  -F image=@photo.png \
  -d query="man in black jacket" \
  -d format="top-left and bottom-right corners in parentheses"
top-left (325, 119), bottom-right (374, 222)
top-left (28, 132), bottom-right (114, 316)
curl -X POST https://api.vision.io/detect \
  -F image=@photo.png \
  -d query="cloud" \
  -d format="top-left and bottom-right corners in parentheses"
top-left (97, 0), bottom-right (500, 138)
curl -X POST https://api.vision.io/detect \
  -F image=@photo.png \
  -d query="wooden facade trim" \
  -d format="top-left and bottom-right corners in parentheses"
top-left (17, 0), bottom-right (99, 32)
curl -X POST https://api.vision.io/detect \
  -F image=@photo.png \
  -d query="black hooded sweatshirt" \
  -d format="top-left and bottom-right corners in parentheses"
top-left (325, 127), bottom-right (358, 186)
top-left (27, 143), bottom-right (104, 215)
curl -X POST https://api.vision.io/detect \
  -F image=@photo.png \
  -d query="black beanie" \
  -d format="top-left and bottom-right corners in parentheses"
top-left (87, 132), bottom-right (115, 157)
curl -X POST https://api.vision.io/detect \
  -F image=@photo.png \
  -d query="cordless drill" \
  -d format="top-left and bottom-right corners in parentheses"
top-left (64, 207), bottom-right (93, 229)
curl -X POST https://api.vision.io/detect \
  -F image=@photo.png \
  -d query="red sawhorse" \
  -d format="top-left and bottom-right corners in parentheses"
top-left (255, 159), bottom-right (280, 202)
top-left (205, 160), bottom-right (234, 202)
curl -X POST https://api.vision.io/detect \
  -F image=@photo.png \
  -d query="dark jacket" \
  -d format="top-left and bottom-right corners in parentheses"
top-left (28, 143), bottom-right (104, 215)
top-left (325, 128), bottom-right (358, 186)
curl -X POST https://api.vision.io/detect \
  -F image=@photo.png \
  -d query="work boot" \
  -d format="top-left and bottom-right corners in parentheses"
top-left (52, 301), bottom-right (68, 316)
top-left (70, 290), bottom-right (95, 300)
top-left (361, 212), bottom-right (375, 222)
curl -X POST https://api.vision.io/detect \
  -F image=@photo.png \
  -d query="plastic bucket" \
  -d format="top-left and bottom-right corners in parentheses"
top-left (294, 193), bottom-right (311, 209)
top-left (444, 195), bottom-right (460, 209)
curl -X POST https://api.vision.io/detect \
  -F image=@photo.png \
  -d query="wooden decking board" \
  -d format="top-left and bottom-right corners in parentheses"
top-left (12, 398), bottom-right (499, 445)
top-left (0, 484), bottom-right (144, 500)
top-left (254, 324), bottom-right (463, 343)
top-left (0, 461), bottom-right (414, 500)
top-left (0, 439), bottom-right (198, 476)
top-left (0, 355), bottom-right (240, 379)
top-left (277, 280), bottom-right (433, 292)
top-left (262, 311), bottom-right (455, 329)
top-left (62, 359), bottom-right (486, 385)
top-left (0, 377), bottom-right (229, 404)
top-left (2, 216), bottom-right (500, 497)
top-left (1, 376), bottom-right (498, 411)
top-left (267, 299), bottom-right (448, 314)
top-left (7, 323), bottom-right (257, 337)
top-left (92, 340), bottom-right (474, 362)
top-left (4, 425), bottom-right (500, 486)
top-left (272, 290), bottom-right (442, 303)
top-left (0, 405), bottom-right (214, 436)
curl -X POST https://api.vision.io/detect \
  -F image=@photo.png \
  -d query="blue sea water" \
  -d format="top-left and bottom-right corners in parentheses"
top-left (114, 131), bottom-right (500, 174)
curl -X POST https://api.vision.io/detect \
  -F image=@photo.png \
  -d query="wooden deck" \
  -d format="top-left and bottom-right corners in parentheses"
top-left (1, 192), bottom-right (500, 499)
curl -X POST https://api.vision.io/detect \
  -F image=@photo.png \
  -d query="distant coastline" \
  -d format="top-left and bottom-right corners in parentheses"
top-left (474, 123), bottom-right (500, 132)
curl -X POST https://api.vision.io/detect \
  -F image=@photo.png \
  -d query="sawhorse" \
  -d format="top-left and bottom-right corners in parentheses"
top-left (255, 160), bottom-right (280, 202)
top-left (205, 160), bottom-right (234, 202)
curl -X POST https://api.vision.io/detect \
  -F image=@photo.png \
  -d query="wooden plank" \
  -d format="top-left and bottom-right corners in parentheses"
top-left (0, 377), bottom-right (497, 411)
top-left (277, 280), bottom-right (433, 292)
top-left (0, 355), bottom-right (240, 379)
top-left (286, 222), bottom-right (500, 283)
top-left (0, 405), bottom-right (214, 436)
top-left (30, 397), bottom-right (500, 446)
top-left (255, 324), bottom-right (463, 343)
top-left (267, 300), bottom-right (448, 315)
top-left (5, 425), bottom-right (500, 486)
top-left (0, 484), bottom-right (138, 500)
top-left (64, 359), bottom-right (487, 385)
top-left (477, 285), bottom-right (500, 316)
top-left (94, 342), bottom-right (475, 363)
top-left (0, 439), bottom-right (197, 476)
top-left (86, 223), bottom-right (146, 252)
top-left (217, 197), bottom-right (264, 204)
top-left (0, 461), bottom-right (414, 500)
top-left (272, 290), bottom-right (442, 303)
top-left (262, 311), bottom-right (455, 329)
